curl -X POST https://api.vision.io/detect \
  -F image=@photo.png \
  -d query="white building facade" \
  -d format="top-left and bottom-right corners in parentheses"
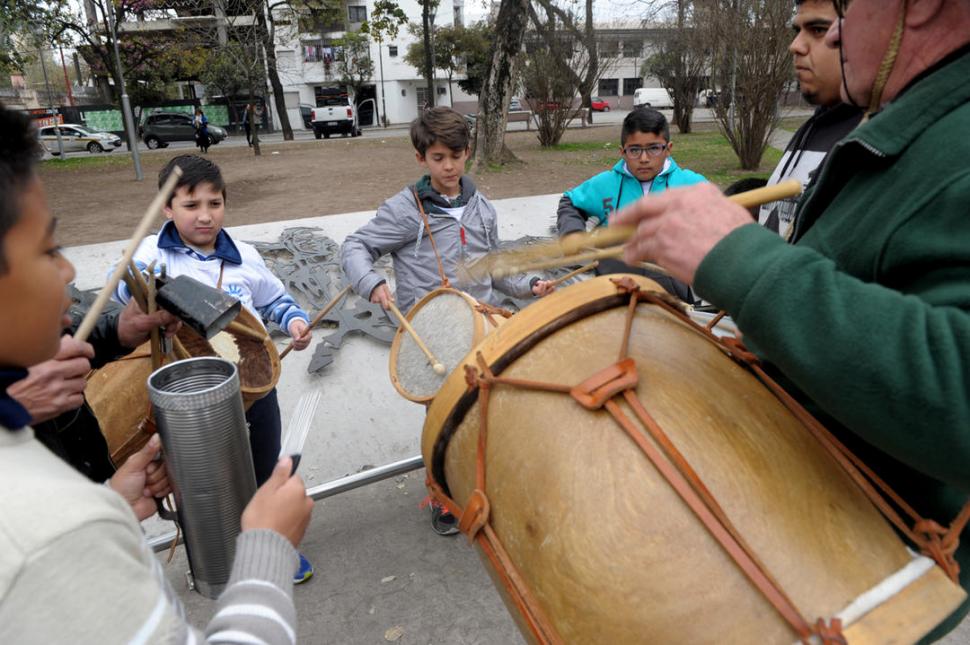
top-left (271, 0), bottom-right (475, 129)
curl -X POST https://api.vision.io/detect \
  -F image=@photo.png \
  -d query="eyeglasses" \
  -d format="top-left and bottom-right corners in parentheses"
top-left (623, 144), bottom-right (668, 159)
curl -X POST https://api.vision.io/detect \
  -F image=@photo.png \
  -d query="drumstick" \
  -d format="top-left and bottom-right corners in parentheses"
top-left (226, 320), bottom-right (268, 341)
top-left (279, 285), bottom-right (351, 360)
top-left (75, 167), bottom-right (182, 343)
top-left (550, 261), bottom-right (599, 287)
top-left (475, 179), bottom-right (803, 279)
top-left (386, 301), bottom-right (446, 376)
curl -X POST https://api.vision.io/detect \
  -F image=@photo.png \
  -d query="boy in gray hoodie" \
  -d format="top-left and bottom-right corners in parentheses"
top-left (341, 107), bottom-right (553, 315)
top-left (341, 107), bottom-right (553, 534)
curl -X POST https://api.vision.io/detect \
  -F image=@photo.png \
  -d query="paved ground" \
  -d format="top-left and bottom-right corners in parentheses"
top-left (64, 193), bottom-right (968, 644)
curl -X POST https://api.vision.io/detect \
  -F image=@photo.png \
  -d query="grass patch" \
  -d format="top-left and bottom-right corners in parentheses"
top-left (40, 154), bottom-right (137, 171)
top-left (543, 140), bottom-right (619, 153)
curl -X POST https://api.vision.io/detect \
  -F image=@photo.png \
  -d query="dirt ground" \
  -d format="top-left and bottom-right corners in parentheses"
top-left (38, 124), bottom-right (742, 246)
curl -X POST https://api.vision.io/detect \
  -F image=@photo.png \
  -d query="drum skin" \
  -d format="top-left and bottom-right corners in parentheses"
top-left (88, 307), bottom-right (279, 466)
top-left (390, 288), bottom-right (508, 404)
top-left (422, 275), bottom-right (965, 644)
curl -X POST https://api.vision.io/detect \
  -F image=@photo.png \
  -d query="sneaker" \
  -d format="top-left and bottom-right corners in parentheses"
top-left (294, 552), bottom-right (313, 584)
top-left (430, 501), bottom-right (459, 536)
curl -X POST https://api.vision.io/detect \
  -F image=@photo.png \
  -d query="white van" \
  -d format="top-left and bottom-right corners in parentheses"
top-left (633, 87), bottom-right (673, 109)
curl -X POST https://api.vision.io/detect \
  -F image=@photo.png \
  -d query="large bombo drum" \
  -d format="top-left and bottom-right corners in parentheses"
top-left (389, 287), bottom-right (510, 404)
top-left (422, 275), bottom-right (966, 644)
top-left (87, 306), bottom-right (279, 466)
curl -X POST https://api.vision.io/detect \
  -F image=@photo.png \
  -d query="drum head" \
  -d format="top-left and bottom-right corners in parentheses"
top-left (389, 288), bottom-right (485, 403)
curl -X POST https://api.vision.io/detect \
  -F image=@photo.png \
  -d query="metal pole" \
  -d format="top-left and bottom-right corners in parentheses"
top-left (106, 0), bottom-right (143, 181)
top-left (37, 47), bottom-right (65, 158)
top-left (148, 454), bottom-right (425, 553)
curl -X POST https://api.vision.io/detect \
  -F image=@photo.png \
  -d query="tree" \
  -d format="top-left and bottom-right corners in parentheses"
top-left (455, 23), bottom-right (493, 97)
top-left (419, 0), bottom-right (440, 108)
top-left (527, 0), bottom-right (615, 124)
top-left (335, 30), bottom-right (374, 108)
top-left (361, 0), bottom-right (409, 126)
top-left (645, 0), bottom-right (708, 133)
top-left (473, 0), bottom-right (529, 168)
top-left (520, 44), bottom-right (584, 146)
top-left (200, 44), bottom-right (251, 121)
top-left (258, 1), bottom-right (294, 141)
top-left (404, 23), bottom-right (491, 105)
top-left (701, 0), bottom-right (792, 169)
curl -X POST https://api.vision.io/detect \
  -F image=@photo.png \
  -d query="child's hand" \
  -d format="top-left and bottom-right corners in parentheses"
top-left (242, 457), bottom-right (314, 548)
top-left (109, 434), bottom-right (172, 521)
top-left (532, 279), bottom-right (555, 297)
top-left (370, 283), bottom-right (394, 309)
top-left (288, 319), bottom-right (311, 351)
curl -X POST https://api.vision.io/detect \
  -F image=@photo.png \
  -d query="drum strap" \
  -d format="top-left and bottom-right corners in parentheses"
top-left (412, 190), bottom-right (451, 289)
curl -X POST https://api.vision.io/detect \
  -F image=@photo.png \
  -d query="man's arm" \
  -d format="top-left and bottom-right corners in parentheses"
top-left (613, 181), bottom-right (970, 491)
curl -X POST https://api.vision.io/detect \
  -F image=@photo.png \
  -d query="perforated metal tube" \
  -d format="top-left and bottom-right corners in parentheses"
top-left (148, 357), bottom-right (257, 598)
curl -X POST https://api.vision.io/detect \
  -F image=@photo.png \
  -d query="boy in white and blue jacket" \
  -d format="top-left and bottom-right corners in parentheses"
top-left (112, 155), bottom-right (314, 582)
top-left (557, 108), bottom-right (706, 302)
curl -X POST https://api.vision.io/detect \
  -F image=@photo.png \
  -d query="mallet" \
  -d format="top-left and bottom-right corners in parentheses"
top-left (280, 285), bottom-right (352, 360)
top-left (386, 301), bottom-right (446, 376)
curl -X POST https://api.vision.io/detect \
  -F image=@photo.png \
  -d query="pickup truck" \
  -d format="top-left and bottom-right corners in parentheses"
top-left (311, 92), bottom-right (361, 139)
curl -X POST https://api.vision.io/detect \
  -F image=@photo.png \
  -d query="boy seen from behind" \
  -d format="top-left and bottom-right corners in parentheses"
top-left (557, 108), bottom-right (706, 302)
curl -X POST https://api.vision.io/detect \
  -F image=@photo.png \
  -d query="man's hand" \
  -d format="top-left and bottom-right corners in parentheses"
top-left (369, 283), bottom-right (394, 310)
top-left (8, 335), bottom-right (94, 423)
top-left (109, 434), bottom-right (172, 521)
top-left (242, 457), bottom-right (314, 548)
top-left (288, 319), bottom-right (311, 351)
top-left (611, 183), bottom-right (753, 284)
top-left (117, 299), bottom-right (181, 349)
top-left (531, 279), bottom-right (555, 297)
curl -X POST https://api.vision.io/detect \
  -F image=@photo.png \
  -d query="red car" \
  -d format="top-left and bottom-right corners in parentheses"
top-left (591, 97), bottom-right (610, 112)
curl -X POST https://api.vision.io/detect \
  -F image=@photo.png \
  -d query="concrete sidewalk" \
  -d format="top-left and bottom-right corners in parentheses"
top-left (64, 193), bottom-right (967, 644)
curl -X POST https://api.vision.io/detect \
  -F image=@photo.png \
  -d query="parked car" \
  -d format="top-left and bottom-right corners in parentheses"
top-left (300, 104), bottom-right (314, 129)
top-left (139, 112), bottom-right (228, 149)
top-left (38, 124), bottom-right (122, 154)
top-left (311, 89), bottom-right (359, 139)
top-left (590, 97), bottom-right (610, 112)
top-left (509, 96), bottom-right (523, 111)
top-left (633, 87), bottom-right (673, 109)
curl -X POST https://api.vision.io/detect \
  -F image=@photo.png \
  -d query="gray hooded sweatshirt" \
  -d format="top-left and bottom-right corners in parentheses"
top-left (341, 177), bottom-right (535, 313)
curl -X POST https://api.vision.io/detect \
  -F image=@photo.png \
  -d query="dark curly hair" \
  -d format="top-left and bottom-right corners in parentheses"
top-left (0, 104), bottom-right (43, 273)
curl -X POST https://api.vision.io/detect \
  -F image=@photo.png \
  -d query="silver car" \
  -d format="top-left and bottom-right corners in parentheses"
top-left (38, 124), bottom-right (122, 154)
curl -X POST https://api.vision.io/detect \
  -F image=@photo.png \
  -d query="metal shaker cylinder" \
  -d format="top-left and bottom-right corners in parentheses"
top-left (147, 357), bottom-right (257, 598)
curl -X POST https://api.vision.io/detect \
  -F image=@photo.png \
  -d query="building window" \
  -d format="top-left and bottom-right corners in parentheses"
top-left (388, 45), bottom-right (398, 57)
top-left (622, 40), bottom-right (643, 58)
top-left (622, 77), bottom-right (643, 96)
top-left (348, 5), bottom-right (366, 22)
top-left (598, 78), bottom-right (619, 96)
top-left (598, 39), bottom-right (620, 57)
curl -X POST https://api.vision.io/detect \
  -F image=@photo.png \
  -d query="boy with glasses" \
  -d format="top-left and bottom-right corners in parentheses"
top-left (557, 107), bottom-right (706, 300)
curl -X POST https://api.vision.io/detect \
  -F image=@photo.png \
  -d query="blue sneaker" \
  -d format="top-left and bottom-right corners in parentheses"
top-left (294, 553), bottom-right (313, 585)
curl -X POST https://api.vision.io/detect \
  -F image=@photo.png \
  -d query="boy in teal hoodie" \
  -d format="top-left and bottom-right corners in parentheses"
top-left (557, 108), bottom-right (706, 300)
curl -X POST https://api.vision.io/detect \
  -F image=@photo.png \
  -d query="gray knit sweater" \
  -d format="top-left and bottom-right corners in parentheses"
top-left (0, 425), bottom-right (299, 644)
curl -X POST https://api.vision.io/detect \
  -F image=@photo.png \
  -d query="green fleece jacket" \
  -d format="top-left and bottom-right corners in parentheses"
top-left (695, 47), bottom-right (970, 638)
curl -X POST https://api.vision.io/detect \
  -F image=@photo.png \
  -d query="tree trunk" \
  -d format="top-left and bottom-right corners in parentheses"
top-left (248, 99), bottom-right (262, 157)
top-left (422, 1), bottom-right (435, 108)
top-left (256, 5), bottom-right (293, 140)
top-left (473, 0), bottom-right (528, 169)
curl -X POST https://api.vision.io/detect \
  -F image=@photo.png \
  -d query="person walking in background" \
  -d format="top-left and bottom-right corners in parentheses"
top-left (242, 104), bottom-right (252, 147)
top-left (193, 107), bottom-right (210, 154)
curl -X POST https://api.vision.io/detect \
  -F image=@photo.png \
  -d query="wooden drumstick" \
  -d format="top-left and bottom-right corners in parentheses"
top-left (550, 261), bottom-right (599, 287)
top-left (479, 179), bottom-right (803, 278)
top-left (280, 285), bottom-right (352, 360)
top-left (75, 167), bottom-right (182, 343)
top-left (386, 301), bottom-right (446, 376)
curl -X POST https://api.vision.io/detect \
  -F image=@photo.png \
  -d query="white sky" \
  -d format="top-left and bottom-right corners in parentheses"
top-left (464, 0), bottom-right (646, 25)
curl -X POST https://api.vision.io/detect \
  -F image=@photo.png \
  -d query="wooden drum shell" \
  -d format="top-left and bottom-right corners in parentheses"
top-left (422, 275), bottom-right (965, 644)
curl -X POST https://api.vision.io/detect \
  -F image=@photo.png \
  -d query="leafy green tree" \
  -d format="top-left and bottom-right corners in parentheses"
top-left (404, 23), bottom-right (491, 103)
top-left (361, 0), bottom-right (408, 125)
top-left (335, 29), bottom-right (374, 108)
